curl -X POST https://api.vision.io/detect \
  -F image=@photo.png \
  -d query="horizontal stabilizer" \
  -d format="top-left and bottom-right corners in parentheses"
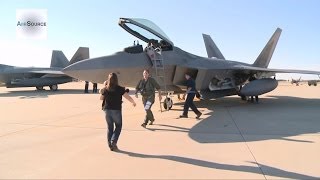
top-left (202, 34), bottom-right (225, 59)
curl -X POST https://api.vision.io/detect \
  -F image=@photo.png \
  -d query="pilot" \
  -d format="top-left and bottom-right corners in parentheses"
top-left (135, 69), bottom-right (162, 128)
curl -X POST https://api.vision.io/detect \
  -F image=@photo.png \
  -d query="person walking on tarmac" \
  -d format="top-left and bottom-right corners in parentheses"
top-left (179, 73), bottom-right (202, 119)
top-left (135, 69), bottom-right (162, 128)
top-left (100, 73), bottom-right (136, 151)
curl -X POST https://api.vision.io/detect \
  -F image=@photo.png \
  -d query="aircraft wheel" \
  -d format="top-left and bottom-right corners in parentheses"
top-left (315, 83), bottom-right (317, 86)
top-left (50, 84), bottom-right (58, 91)
top-left (36, 86), bottom-right (44, 90)
top-left (163, 97), bottom-right (173, 110)
top-left (240, 95), bottom-right (247, 101)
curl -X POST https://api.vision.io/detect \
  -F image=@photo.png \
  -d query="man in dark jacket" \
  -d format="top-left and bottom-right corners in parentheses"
top-left (179, 73), bottom-right (202, 119)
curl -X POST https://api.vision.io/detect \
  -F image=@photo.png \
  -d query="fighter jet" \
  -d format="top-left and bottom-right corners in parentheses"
top-left (291, 77), bottom-right (302, 86)
top-left (0, 47), bottom-right (89, 91)
top-left (63, 18), bottom-right (320, 109)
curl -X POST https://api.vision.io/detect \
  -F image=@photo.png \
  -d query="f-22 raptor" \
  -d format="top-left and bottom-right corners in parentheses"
top-left (63, 18), bottom-right (320, 109)
top-left (291, 77), bottom-right (302, 86)
top-left (0, 47), bottom-right (89, 91)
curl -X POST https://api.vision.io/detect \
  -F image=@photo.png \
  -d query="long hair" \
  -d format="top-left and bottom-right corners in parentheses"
top-left (106, 73), bottom-right (118, 91)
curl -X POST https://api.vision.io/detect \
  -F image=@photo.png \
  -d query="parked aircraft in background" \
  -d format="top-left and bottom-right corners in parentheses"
top-left (0, 47), bottom-right (89, 91)
top-left (291, 77), bottom-right (301, 86)
top-left (63, 18), bottom-right (320, 109)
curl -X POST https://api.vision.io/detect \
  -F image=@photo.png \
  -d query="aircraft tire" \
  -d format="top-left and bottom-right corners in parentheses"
top-left (36, 86), bottom-right (44, 90)
top-left (240, 95), bottom-right (247, 101)
top-left (163, 97), bottom-right (173, 110)
top-left (50, 84), bottom-right (58, 91)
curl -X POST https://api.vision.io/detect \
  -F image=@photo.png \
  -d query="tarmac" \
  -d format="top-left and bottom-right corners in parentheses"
top-left (0, 81), bottom-right (319, 179)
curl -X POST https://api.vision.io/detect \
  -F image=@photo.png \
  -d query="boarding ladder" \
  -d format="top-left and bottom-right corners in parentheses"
top-left (146, 46), bottom-right (173, 111)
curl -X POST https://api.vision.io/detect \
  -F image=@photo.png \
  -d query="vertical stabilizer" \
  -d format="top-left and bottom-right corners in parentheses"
top-left (253, 28), bottom-right (282, 68)
top-left (50, 50), bottom-right (69, 68)
top-left (69, 47), bottom-right (89, 65)
top-left (202, 34), bottom-right (225, 59)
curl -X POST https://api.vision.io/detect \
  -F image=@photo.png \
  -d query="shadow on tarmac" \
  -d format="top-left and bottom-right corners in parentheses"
top-left (0, 89), bottom-right (97, 98)
top-left (116, 149), bottom-right (319, 179)
top-left (150, 95), bottom-right (320, 144)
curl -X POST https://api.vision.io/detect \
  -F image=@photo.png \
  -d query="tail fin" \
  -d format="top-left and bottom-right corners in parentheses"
top-left (253, 28), bottom-right (282, 68)
top-left (202, 33), bottom-right (225, 59)
top-left (50, 50), bottom-right (69, 68)
top-left (69, 47), bottom-right (89, 65)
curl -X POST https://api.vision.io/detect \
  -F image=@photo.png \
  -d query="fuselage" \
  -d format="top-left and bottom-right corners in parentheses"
top-left (63, 46), bottom-right (252, 92)
top-left (0, 65), bottom-right (72, 88)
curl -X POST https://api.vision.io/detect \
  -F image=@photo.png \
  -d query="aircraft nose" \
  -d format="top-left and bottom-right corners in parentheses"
top-left (63, 58), bottom-right (104, 83)
top-left (63, 51), bottom-right (152, 83)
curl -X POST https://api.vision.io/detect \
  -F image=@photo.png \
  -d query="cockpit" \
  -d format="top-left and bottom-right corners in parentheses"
top-left (119, 18), bottom-right (174, 53)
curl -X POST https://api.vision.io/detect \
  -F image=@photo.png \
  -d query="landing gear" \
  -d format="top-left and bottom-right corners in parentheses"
top-left (240, 95), bottom-right (247, 101)
top-left (163, 97), bottom-right (173, 110)
top-left (49, 84), bottom-right (58, 91)
top-left (36, 86), bottom-right (44, 90)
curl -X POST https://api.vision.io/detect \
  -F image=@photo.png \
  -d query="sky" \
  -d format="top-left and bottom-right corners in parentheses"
top-left (0, 0), bottom-right (319, 80)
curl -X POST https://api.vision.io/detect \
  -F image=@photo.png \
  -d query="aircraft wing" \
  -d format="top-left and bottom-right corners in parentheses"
top-left (229, 65), bottom-right (320, 75)
top-left (29, 70), bottom-right (65, 75)
top-left (184, 61), bottom-right (320, 75)
top-left (28, 70), bottom-right (67, 78)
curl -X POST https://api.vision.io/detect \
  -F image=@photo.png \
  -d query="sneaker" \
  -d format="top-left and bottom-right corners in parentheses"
top-left (149, 120), bottom-right (155, 125)
top-left (110, 141), bottom-right (119, 151)
top-left (196, 112), bottom-right (202, 119)
top-left (179, 115), bottom-right (188, 118)
top-left (112, 144), bottom-right (119, 151)
top-left (141, 123), bottom-right (147, 128)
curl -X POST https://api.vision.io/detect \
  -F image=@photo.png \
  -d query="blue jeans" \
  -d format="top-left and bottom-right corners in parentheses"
top-left (104, 109), bottom-right (122, 145)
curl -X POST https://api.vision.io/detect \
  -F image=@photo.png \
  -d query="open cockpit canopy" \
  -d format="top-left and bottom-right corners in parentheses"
top-left (119, 18), bottom-right (174, 51)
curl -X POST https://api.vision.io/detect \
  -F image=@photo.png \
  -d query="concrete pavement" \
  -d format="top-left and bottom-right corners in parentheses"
top-left (0, 82), bottom-right (319, 179)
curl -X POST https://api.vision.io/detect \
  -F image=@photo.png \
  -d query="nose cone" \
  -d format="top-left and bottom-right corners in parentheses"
top-left (63, 51), bottom-right (152, 84)
top-left (63, 58), bottom-right (100, 82)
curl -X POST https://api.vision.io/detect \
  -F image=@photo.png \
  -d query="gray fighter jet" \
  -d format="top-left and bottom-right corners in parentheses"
top-left (63, 18), bottom-right (320, 108)
top-left (0, 47), bottom-right (89, 91)
top-left (291, 77), bottom-right (302, 86)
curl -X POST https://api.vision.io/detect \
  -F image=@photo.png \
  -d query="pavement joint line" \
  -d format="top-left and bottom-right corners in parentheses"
top-left (226, 107), bottom-right (267, 179)
top-left (0, 125), bottom-right (40, 139)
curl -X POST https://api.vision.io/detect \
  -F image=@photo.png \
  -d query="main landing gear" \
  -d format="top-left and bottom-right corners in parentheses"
top-left (35, 84), bottom-right (58, 91)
